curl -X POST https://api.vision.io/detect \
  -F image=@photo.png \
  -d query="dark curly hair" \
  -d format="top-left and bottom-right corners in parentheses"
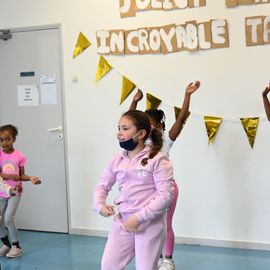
top-left (0, 124), bottom-right (18, 138)
top-left (145, 109), bottom-right (166, 131)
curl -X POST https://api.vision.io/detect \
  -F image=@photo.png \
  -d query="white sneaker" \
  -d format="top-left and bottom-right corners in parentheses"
top-left (0, 245), bottom-right (10, 256)
top-left (6, 245), bottom-right (22, 258)
top-left (157, 258), bottom-right (163, 269)
top-left (159, 258), bottom-right (175, 270)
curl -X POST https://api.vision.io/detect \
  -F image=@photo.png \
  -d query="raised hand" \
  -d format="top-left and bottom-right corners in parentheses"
top-left (185, 81), bottom-right (200, 95)
top-left (132, 89), bottom-right (143, 103)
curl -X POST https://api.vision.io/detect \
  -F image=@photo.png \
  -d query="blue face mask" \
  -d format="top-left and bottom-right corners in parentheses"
top-left (119, 138), bottom-right (138, 151)
top-left (119, 130), bottom-right (141, 151)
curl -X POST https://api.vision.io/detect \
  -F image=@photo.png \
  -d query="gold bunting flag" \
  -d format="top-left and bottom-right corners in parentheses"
top-left (174, 106), bottom-right (191, 126)
top-left (120, 76), bottom-right (136, 104)
top-left (204, 116), bottom-right (223, 144)
top-left (240, 117), bottom-right (259, 148)
top-left (72, 32), bottom-right (91, 58)
top-left (146, 93), bottom-right (162, 110)
top-left (96, 56), bottom-right (112, 82)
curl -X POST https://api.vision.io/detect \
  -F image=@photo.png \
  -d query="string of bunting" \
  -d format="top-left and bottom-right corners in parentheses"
top-left (72, 32), bottom-right (263, 148)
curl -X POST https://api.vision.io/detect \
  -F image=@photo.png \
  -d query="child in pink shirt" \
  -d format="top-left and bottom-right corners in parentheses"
top-left (93, 110), bottom-right (174, 270)
top-left (0, 124), bottom-right (41, 258)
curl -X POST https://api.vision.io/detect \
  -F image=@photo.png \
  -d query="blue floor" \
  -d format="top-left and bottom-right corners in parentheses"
top-left (1, 230), bottom-right (270, 270)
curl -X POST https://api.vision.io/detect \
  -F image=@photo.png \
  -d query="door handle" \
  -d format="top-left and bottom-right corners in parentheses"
top-left (48, 126), bottom-right (62, 132)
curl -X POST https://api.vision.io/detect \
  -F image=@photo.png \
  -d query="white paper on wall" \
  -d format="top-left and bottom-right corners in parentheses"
top-left (17, 85), bottom-right (39, 106)
top-left (40, 74), bottom-right (57, 105)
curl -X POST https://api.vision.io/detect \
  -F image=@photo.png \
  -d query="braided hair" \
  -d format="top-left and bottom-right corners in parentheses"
top-left (145, 109), bottom-right (166, 131)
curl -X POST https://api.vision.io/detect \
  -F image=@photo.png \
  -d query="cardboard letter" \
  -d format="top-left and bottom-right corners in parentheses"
top-left (175, 24), bottom-right (187, 50)
top-left (149, 27), bottom-right (162, 53)
top-left (211, 19), bottom-right (229, 48)
top-left (159, 24), bottom-right (177, 53)
top-left (246, 16), bottom-right (264, 46)
top-left (125, 30), bottom-right (139, 54)
top-left (173, 0), bottom-right (188, 8)
top-left (96, 30), bottom-right (111, 54)
top-left (198, 21), bottom-right (212, 49)
top-left (135, 0), bottom-right (152, 10)
top-left (186, 21), bottom-right (199, 51)
top-left (119, 0), bottom-right (136, 17)
top-left (263, 16), bottom-right (270, 44)
top-left (138, 28), bottom-right (150, 54)
top-left (110, 30), bottom-right (125, 55)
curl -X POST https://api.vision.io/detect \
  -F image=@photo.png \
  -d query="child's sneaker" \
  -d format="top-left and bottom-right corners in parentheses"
top-left (0, 245), bottom-right (10, 256)
top-left (157, 258), bottom-right (163, 269)
top-left (6, 245), bottom-right (22, 258)
top-left (159, 258), bottom-right (175, 270)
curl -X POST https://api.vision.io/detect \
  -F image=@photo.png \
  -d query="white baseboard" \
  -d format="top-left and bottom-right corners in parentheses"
top-left (70, 227), bottom-right (270, 251)
top-left (174, 236), bottom-right (270, 251)
top-left (70, 227), bottom-right (108, 237)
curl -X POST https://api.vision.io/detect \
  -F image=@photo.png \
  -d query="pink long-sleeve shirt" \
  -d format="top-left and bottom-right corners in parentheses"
top-left (93, 146), bottom-right (174, 223)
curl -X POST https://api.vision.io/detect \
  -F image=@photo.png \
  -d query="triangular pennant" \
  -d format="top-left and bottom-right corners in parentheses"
top-left (96, 56), bottom-right (112, 82)
top-left (72, 32), bottom-right (91, 58)
top-left (146, 93), bottom-right (162, 110)
top-left (120, 76), bottom-right (136, 104)
top-left (204, 116), bottom-right (223, 144)
top-left (174, 106), bottom-right (191, 126)
top-left (240, 117), bottom-right (259, 148)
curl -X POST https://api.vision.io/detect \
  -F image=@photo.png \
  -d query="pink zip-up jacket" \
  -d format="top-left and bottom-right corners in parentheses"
top-left (93, 146), bottom-right (174, 223)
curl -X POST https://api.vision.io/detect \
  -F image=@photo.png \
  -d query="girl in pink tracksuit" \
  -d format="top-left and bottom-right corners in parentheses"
top-left (93, 110), bottom-right (174, 270)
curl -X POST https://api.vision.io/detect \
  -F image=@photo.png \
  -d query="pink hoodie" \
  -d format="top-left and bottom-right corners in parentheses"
top-left (93, 146), bottom-right (174, 223)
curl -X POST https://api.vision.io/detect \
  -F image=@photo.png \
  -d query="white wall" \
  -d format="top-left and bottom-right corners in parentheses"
top-left (1, 0), bottom-right (270, 249)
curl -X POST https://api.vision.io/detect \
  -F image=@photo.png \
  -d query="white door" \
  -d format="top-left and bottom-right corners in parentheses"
top-left (0, 27), bottom-right (68, 233)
